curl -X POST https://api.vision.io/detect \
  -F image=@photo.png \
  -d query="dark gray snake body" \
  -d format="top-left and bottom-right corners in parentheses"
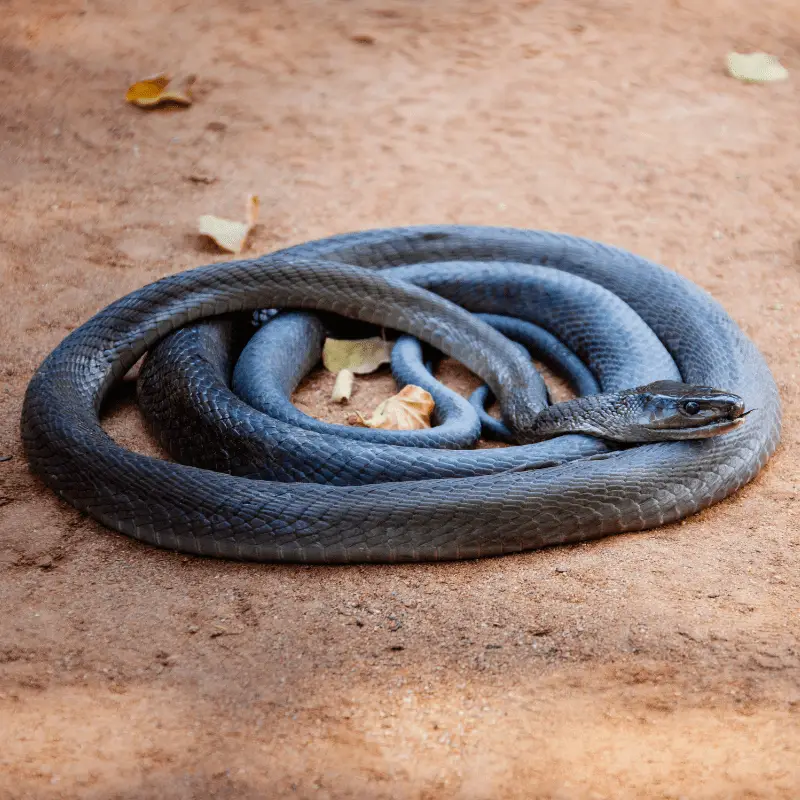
top-left (21, 227), bottom-right (781, 562)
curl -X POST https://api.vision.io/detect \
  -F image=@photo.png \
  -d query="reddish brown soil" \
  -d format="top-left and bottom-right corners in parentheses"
top-left (1, 1), bottom-right (799, 798)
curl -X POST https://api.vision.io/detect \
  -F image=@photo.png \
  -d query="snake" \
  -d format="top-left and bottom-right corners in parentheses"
top-left (20, 226), bottom-right (781, 563)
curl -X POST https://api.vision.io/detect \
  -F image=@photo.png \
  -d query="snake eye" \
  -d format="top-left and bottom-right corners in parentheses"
top-left (682, 401), bottom-right (701, 415)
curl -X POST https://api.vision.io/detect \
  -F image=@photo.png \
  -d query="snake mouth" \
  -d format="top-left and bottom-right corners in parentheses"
top-left (669, 410), bottom-right (753, 440)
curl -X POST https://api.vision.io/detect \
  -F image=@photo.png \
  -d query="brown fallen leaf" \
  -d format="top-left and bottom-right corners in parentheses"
top-left (125, 73), bottom-right (195, 108)
top-left (198, 194), bottom-right (259, 254)
top-left (355, 385), bottom-right (434, 431)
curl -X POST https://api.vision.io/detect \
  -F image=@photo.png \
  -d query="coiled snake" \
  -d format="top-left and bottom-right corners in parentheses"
top-left (21, 227), bottom-right (781, 562)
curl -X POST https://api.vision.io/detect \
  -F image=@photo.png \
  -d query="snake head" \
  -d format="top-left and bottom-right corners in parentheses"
top-left (616, 380), bottom-right (749, 441)
top-left (515, 380), bottom-right (750, 444)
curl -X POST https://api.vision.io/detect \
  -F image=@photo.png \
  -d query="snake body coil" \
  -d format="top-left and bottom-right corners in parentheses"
top-left (21, 227), bottom-right (781, 563)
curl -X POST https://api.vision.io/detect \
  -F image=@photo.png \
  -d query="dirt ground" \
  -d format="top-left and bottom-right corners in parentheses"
top-left (2, 0), bottom-right (800, 797)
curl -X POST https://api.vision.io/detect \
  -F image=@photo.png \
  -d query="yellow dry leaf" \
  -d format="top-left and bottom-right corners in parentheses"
top-left (726, 52), bottom-right (788, 83)
top-left (322, 337), bottom-right (392, 375)
top-left (125, 73), bottom-right (195, 107)
top-left (198, 194), bottom-right (259, 254)
top-left (323, 336), bottom-right (392, 402)
top-left (356, 385), bottom-right (434, 431)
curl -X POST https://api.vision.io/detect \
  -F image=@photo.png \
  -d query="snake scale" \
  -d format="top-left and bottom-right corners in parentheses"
top-left (21, 227), bottom-right (781, 563)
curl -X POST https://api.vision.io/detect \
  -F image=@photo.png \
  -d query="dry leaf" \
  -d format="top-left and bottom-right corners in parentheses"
top-left (331, 369), bottom-right (355, 403)
top-left (356, 385), bottom-right (434, 431)
top-left (726, 52), bottom-right (788, 83)
top-left (125, 73), bottom-right (195, 108)
top-left (198, 194), bottom-right (259, 254)
top-left (322, 337), bottom-right (392, 374)
top-left (322, 336), bottom-right (392, 402)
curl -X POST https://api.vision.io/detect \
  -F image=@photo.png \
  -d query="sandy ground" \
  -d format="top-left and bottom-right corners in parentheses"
top-left (2, 0), bottom-right (800, 797)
